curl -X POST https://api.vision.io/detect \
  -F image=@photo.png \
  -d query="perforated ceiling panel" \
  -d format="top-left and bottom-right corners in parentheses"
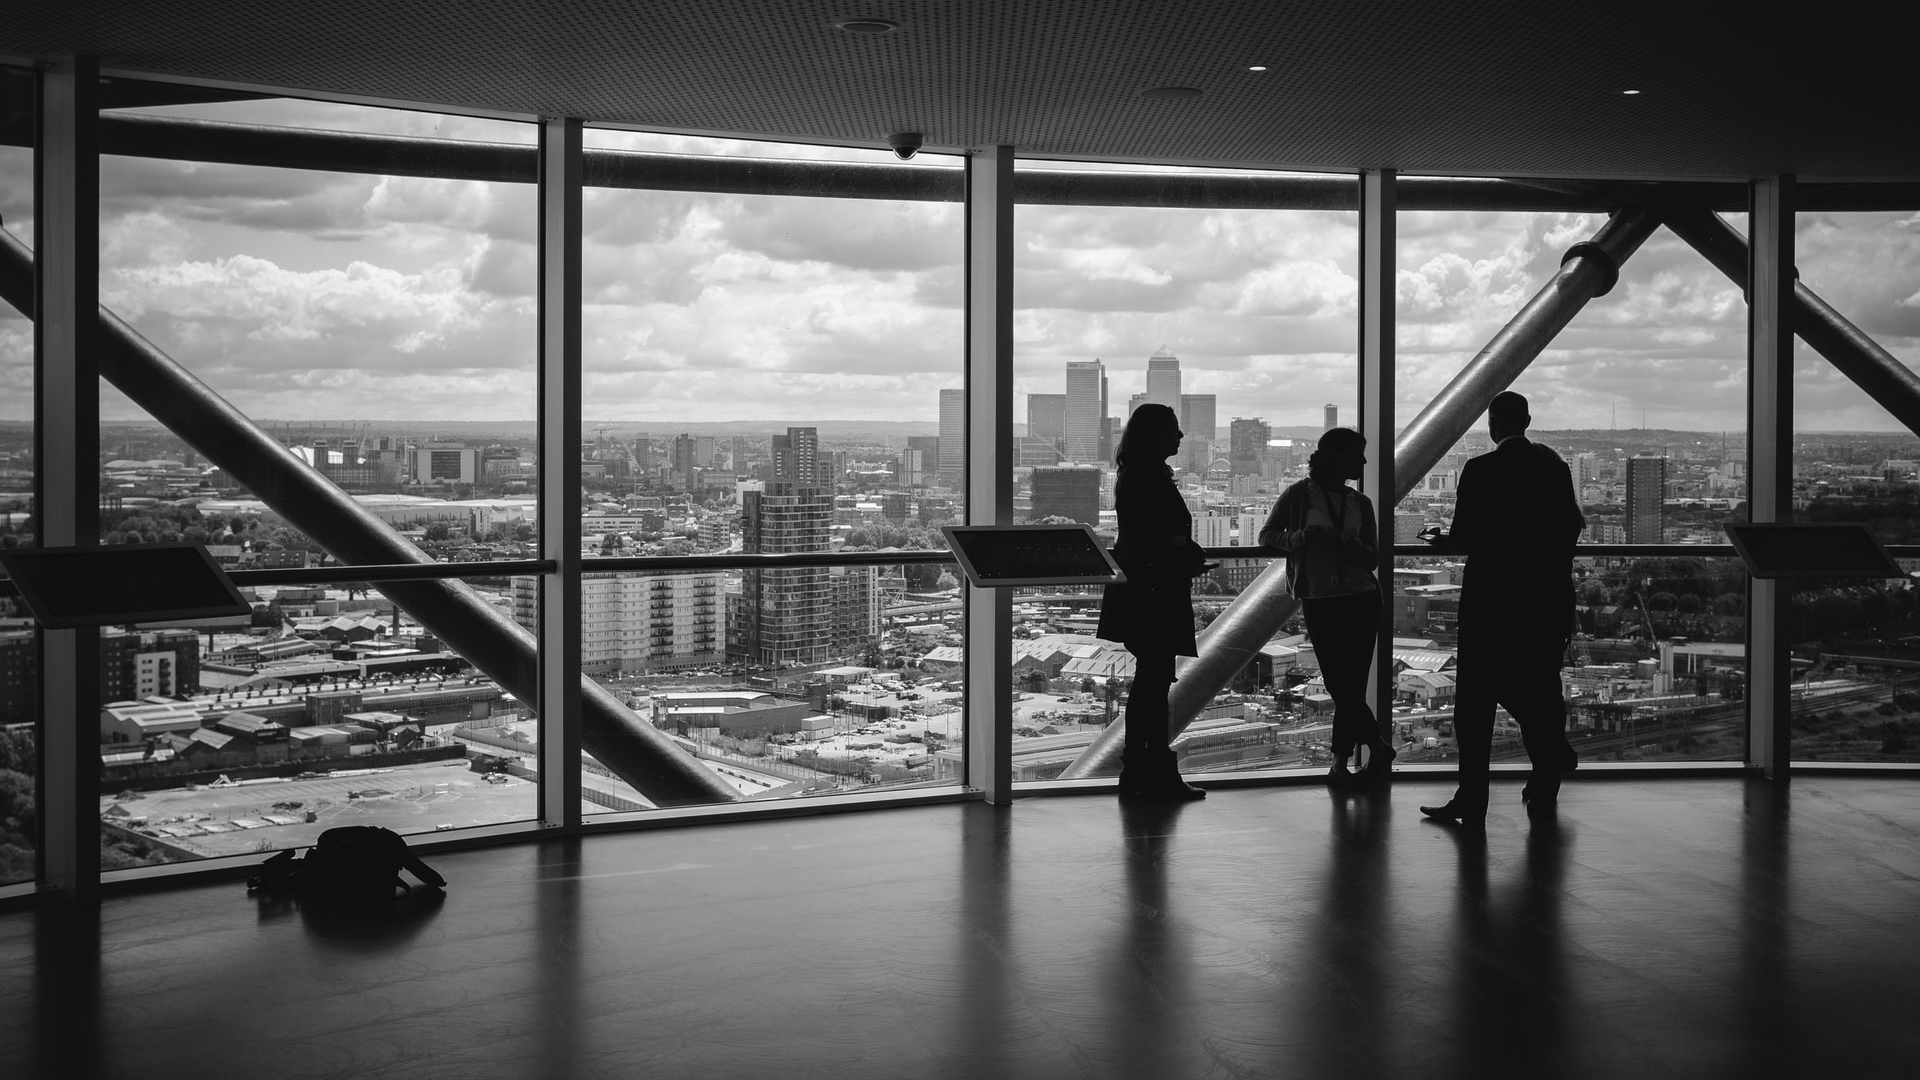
top-left (6, 0), bottom-right (1917, 180)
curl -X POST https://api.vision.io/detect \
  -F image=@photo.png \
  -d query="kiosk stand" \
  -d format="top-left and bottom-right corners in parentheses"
top-left (939, 523), bottom-right (1124, 588)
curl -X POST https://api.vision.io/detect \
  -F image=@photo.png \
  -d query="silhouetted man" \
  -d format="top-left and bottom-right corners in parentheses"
top-left (1422, 391), bottom-right (1585, 825)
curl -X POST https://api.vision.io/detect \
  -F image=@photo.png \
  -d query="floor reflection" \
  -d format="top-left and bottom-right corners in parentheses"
top-left (1443, 807), bottom-right (1574, 1080)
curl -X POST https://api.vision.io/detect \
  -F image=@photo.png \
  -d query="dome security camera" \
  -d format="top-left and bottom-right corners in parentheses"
top-left (887, 132), bottom-right (923, 160)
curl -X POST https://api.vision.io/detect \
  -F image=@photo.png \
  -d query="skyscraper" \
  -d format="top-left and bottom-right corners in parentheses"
top-left (1065, 360), bottom-right (1108, 463)
top-left (1626, 455), bottom-right (1668, 544)
top-left (770, 426), bottom-right (819, 486)
top-left (1145, 348), bottom-right (1181, 414)
top-left (1180, 393), bottom-right (1216, 472)
top-left (1229, 418), bottom-right (1270, 476)
top-left (938, 388), bottom-right (965, 489)
top-left (741, 427), bottom-right (834, 667)
top-left (1323, 403), bottom-right (1339, 431)
top-left (1026, 393), bottom-right (1065, 441)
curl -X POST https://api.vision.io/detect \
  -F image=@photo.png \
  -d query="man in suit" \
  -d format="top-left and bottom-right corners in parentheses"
top-left (1422, 391), bottom-right (1586, 825)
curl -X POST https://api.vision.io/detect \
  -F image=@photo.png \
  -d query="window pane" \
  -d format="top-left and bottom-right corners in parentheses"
top-left (1395, 200), bottom-right (1750, 538)
top-left (1789, 207), bottom-right (1920, 762)
top-left (1010, 163), bottom-right (1358, 784)
top-left (101, 574), bottom-right (534, 873)
top-left (97, 89), bottom-right (538, 565)
top-left (547, 562), bottom-right (962, 814)
top-left (1391, 189), bottom-right (1750, 765)
top-left (0, 64), bottom-right (35, 886)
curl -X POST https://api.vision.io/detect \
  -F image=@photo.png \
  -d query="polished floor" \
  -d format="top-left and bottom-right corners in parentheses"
top-left (5, 776), bottom-right (1919, 1080)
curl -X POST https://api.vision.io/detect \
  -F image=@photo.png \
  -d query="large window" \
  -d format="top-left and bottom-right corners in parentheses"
top-left (1010, 163), bottom-right (1359, 782)
top-left (0, 65), bottom-right (36, 886)
top-left (1789, 207), bottom-right (1920, 762)
top-left (1391, 191), bottom-right (1750, 765)
top-left (576, 129), bottom-right (965, 807)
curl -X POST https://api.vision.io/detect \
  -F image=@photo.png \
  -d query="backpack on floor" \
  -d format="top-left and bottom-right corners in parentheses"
top-left (248, 825), bottom-right (445, 905)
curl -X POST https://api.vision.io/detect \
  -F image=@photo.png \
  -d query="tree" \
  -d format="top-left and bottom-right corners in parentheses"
top-left (1645, 591), bottom-right (1677, 612)
top-left (423, 523), bottom-right (452, 542)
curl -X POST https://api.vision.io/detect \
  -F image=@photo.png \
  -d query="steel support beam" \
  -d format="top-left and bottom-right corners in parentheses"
top-left (537, 117), bottom-right (584, 826)
top-left (1662, 206), bottom-right (1920, 439)
top-left (34, 57), bottom-right (101, 902)
top-left (1061, 207), bottom-right (1662, 778)
top-left (1358, 169), bottom-right (1397, 754)
top-left (0, 232), bottom-right (739, 808)
top-left (964, 147), bottom-right (1015, 804)
top-left (1746, 179), bottom-right (1796, 779)
top-left (17, 112), bottom-right (1683, 212)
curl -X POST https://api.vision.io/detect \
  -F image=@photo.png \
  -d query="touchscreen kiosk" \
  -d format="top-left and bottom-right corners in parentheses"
top-left (0, 543), bottom-right (252, 628)
top-left (941, 524), bottom-right (1125, 588)
top-left (1723, 523), bottom-right (1908, 580)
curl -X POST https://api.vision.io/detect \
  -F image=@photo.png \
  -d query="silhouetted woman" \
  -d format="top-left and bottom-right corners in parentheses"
top-left (1096, 403), bottom-right (1209, 800)
top-left (1260, 427), bottom-right (1392, 786)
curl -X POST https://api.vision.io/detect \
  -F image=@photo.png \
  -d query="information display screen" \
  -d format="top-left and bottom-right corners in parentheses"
top-left (1723, 523), bottom-right (1908, 579)
top-left (0, 543), bottom-right (252, 628)
top-left (941, 524), bottom-right (1125, 588)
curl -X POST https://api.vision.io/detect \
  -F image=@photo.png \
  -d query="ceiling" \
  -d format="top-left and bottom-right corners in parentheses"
top-left (5, 0), bottom-right (1917, 181)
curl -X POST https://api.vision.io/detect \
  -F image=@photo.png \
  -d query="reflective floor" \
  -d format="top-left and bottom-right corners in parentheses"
top-left (5, 776), bottom-right (1919, 1079)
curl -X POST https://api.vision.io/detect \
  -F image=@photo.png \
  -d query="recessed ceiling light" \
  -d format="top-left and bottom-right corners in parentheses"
top-left (1139, 86), bottom-right (1204, 100)
top-left (1622, 88), bottom-right (1642, 95)
top-left (1248, 66), bottom-right (1269, 72)
top-left (833, 18), bottom-right (898, 34)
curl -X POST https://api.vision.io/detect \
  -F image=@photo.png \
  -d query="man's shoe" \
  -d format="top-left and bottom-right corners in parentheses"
top-left (1420, 800), bottom-right (1486, 826)
top-left (1148, 778), bottom-right (1208, 801)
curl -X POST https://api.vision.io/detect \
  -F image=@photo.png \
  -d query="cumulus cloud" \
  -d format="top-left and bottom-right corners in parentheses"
top-left (13, 97), bottom-right (1920, 433)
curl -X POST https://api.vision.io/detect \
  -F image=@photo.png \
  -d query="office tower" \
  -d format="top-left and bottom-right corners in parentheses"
top-left (1323, 404), bottom-right (1338, 431)
top-left (1065, 359), bottom-right (1108, 462)
top-left (1179, 394), bottom-right (1215, 442)
top-left (1229, 418), bottom-right (1270, 476)
top-left (1146, 348), bottom-right (1181, 412)
top-left (1128, 392), bottom-right (1147, 416)
top-left (1626, 455), bottom-right (1668, 544)
top-left (938, 387), bottom-right (965, 489)
top-left (1030, 465), bottom-right (1103, 525)
top-left (770, 426), bottom-right (819, 486)
top-left (1026, 393), bottom-right (1065, 442)
top-left (671, 434), bottom-right (700, 490)
top-left (1180, 393), bottom-right (1217, 472)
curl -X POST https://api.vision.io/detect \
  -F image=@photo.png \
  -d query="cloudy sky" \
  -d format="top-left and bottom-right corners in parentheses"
top-left (1, 95), bottom-right (1917, 434)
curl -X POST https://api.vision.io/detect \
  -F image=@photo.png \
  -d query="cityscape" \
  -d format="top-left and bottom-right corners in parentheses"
top-left (4, 347), bottom-right (1920, 879)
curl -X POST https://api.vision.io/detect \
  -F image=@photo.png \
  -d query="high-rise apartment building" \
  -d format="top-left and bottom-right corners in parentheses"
top-left (770, 426), bottom-right (819, 486)
top-left (1194, 514), bottom-right (1233, 548)
top-left (740, 426), bottom-right (836, 667)
top-left (513, 571), bottom-right (724, 675)
top-left (1146, 348), bottom-right (1181, 413)
top-left (1626, 455), bottom-right (1668, 544)
top-left (938, 387), bottom-right (965, 489)
top-left (1179, 394), bottom-right (1215, 442)
top-left (1064, 360), bottom-right (1108, 463)
top-left (1030, 465), bottom-right (1103, 525)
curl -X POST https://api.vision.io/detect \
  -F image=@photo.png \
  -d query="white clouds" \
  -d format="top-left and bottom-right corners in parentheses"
top-left (8, 97), bottom-right (1919, 432)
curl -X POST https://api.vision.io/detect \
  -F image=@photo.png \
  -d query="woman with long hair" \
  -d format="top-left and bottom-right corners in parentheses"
top-left (1095, 403), bottom-right (1210, 800)
top-left (1259, 427), bottom-right (1393, 786)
